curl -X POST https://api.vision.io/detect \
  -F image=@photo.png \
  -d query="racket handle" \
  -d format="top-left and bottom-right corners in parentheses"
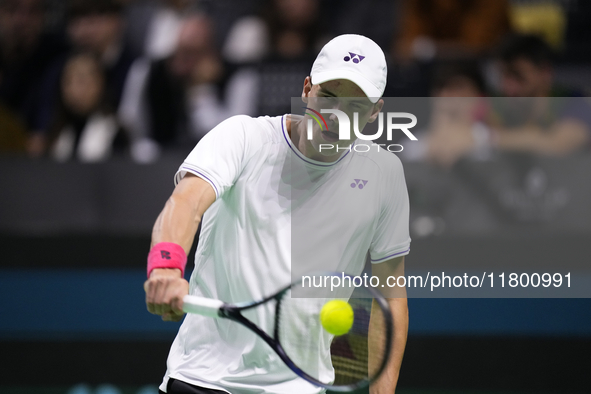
top-left (183, 295), bottom-right (224, 318)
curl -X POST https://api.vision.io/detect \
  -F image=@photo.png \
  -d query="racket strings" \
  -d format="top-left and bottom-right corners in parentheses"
top-left (276, 289), bottom-right (334, 383)
top-left (276, 286), bottom-right (390, 387)
top-left (329, 298), bottom-right (389, 385)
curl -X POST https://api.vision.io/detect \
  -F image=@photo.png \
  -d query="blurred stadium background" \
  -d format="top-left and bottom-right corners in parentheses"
top-left (1, 0), bottom-right (591, 393)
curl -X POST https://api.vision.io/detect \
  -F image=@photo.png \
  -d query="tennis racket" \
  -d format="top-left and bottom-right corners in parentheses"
top-left (182, 272), bottom-right (393, 392)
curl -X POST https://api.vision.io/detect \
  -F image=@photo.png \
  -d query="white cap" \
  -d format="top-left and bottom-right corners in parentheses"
top-left (311, 34), bottom-right (387, 103)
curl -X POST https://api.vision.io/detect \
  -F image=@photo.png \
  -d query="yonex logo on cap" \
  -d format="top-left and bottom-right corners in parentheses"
top-left (310, 35), bottom-right (385, 101)
top-left (351, 179), bottom-right (368, 189)
top-left (344, 52), bottom-right (365, 64)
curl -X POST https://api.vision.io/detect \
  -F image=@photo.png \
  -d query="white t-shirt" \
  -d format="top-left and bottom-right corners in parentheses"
top-left (161, 114), bottom-right (411, 393)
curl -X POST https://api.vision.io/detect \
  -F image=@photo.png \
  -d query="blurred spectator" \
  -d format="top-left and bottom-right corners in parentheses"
top-left (224, 0), bottom-right (327, 116)
top-left (403, 62), bottom-right (490, 167)
top-left (119, 13), bottom-right (258, 163)
top-left (66, 0), bottom-right (134, 108)
top-left (0, 0), bottom-right (68, 132)
top-left (432, 62), bottom-right (487, 97)
top-left (497, 33), bottom-right (563, 97)
top-left (222, 0), bottom-right (326, 63)
top-left (492, 33), bottom-right (591, 155)
top-left (394, 0), bottom-right (511, 62)
top-left (29, 0), bottom-right (135, 156)
top-left (48, 53), bottom-right (127, 162)
top-left (124, 0), bottom-right (198, 60)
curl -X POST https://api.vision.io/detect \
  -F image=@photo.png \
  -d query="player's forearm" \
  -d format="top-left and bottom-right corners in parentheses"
top-left (151, 193), bottom-right (202, 255)
top-left (389, 297), bottom-right (409, 389)
top-left (148, 195), bottom-right (201, 280)
top-left (148, 175), bottom-right (216, 280)
top-left (370, 296), bottom-right (408, 393)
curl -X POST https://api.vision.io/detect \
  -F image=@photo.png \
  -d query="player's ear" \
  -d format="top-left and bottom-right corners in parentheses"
top-left (367, 99), bottom-right (384, 123)
top-left (301, 76), bottom-right (313, 103)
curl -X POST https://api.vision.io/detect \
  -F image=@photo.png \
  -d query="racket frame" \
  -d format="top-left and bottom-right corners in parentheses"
top-left (183, 275), bottom-right (394, 392)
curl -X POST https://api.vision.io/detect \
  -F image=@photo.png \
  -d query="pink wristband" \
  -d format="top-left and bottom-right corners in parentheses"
top-left (147, 242), bottom-right (187, 278)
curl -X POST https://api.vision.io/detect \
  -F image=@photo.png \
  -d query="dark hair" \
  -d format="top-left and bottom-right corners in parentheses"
top-left (431, 61), bottom-right (487, 94)
top-left (68, 0), bottom-right (122, 19)
top-left (50, 51), bottom-right (110, 134)
top-left (497, 33), bottom-right (555, 67)
top-left (48, 50), bottom-right (127, 156)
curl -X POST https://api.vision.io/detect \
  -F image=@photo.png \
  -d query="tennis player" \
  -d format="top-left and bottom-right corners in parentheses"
top-left (144, 34), bottom-right (410, 394)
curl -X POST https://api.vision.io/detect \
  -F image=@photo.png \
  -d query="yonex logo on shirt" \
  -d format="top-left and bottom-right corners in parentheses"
top-left (351, 179), bottom-right (368, 189)
top-left (344, 52), bottom-right (365, 63)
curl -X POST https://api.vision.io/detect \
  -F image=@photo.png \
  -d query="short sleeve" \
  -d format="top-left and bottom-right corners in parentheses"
top-left (369, 157), bottom-right (411, 263)
top-left (175, 115), bottom-right (254, 198)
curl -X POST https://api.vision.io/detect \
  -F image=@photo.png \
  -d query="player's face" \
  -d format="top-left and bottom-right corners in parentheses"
top-left (302, 78), bottom-right (382, 159)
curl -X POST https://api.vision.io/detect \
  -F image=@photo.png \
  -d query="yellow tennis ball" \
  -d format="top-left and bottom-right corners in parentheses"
top-left (319, 300), bottom-right (354, 336)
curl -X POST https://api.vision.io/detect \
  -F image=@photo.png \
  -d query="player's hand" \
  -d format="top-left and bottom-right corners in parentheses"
top-left (144, 268), bottom-right (189, 322)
